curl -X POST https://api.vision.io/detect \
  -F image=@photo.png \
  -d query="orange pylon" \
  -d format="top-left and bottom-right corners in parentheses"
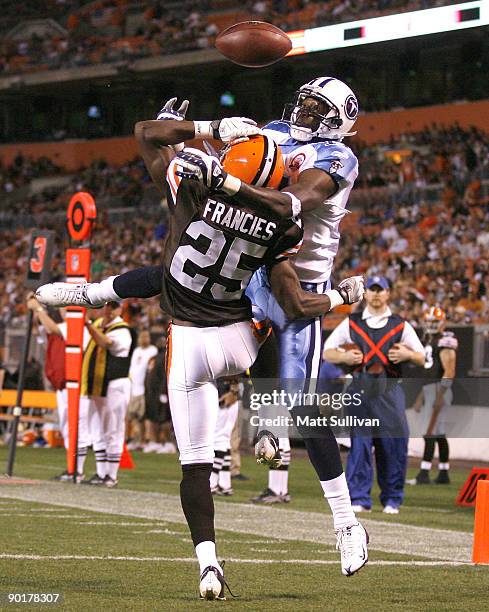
top-left (472, 479), bottom-right (489, 564)
top-left (119, 443), bottom-right (135, 470)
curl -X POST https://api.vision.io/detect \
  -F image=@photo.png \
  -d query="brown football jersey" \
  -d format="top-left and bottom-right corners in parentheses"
top-left (160, 158), bottom-right (303, 326)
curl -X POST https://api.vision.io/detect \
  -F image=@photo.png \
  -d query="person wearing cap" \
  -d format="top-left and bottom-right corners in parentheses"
top-left (78, 301), bottom-right (136, 487)
top-left (323, 276), bottom-right (425, 514)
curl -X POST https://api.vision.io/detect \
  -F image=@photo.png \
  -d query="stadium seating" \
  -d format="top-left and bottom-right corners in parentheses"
top-left (1, 122), bottom-right (488, 332)
top-left (0, 0), bottom-right (470, 77)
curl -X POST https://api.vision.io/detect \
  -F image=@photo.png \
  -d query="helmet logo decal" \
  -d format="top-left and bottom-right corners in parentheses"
top-left (289, 152), bottom-right (306, 171)
top-left (345, 95), bottom-right (358, 120)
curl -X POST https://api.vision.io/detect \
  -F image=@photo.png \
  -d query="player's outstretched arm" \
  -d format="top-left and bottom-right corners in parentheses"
top-left (269, 262), bottom-right (364, 320)
top-left (232, 168), bottom-right (337, 217)
top-left (175, 146), bottom-right (336, 218)
top-left (135, 110), bottom-right (260, 195)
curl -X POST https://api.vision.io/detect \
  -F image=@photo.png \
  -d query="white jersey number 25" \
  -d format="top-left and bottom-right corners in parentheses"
top-left (170, 219), bottom-right (267, 300)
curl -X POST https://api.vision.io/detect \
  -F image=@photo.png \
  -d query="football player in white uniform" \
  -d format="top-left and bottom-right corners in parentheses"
top-left (248, 76), bottom-right (359, 507)
top-left (175, 76), bottom-right (368, 577)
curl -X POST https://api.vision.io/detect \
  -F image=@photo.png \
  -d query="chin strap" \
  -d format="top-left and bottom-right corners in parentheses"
top-left (290, 125), bottom-right (313, 142)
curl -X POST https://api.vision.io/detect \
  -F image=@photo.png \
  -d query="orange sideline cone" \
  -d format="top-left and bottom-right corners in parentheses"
top-left (472, 479), bottom-right (489, 564)
top-left (119, 443), bottom-right (135, 470)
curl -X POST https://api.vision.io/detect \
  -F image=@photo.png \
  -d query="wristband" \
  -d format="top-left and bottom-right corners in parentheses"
top-left (221, 174), bottom-right (241, 196)
top-left (193, 120), bottom-right (213, 138)
top-left (325, 289), bottom-right (344, 310)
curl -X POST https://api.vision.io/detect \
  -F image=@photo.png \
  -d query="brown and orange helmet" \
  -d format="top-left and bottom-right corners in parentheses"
top-left (423, 306), bottom-right (446, 335)
top-left (221, 134), bottom-right (284, 189)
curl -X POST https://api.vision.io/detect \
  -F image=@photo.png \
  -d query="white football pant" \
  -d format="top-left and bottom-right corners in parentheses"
top-left (89, 378), bottom-right (131, 456)
top-left (167, 321), bottom-right (260, 465)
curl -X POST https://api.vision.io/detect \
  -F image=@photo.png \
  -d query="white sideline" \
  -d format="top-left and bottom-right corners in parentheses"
top-left (0, 483), bottom-right (473, 562)
top-left (0, 553), bottom-right (472, 567)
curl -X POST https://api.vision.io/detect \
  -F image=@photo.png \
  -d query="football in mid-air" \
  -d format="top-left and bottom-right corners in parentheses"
top-left (215, 21), bottom-right (292, 68)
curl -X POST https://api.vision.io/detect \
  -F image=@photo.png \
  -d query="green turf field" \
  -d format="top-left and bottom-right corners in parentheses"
top-left (0, 447), bottom-right (487, 611)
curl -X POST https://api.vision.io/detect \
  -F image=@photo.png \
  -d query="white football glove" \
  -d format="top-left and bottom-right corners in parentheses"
top-left (175, 148), bottom-right (228, 192)
top-left (212, 117), bottom-right (261, 142)
top-left (156, 97), bottom-right (189, 152)
top-left (337, 276), bottom-right (365, 305)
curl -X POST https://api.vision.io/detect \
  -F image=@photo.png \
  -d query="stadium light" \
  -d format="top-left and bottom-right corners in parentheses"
top-left (288, 1), bottom-right (488, 55)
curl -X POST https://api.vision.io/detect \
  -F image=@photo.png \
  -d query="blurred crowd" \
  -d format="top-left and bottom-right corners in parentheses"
top-left (1, 154), bottom-right (153, 225)
top-left (0, 0), bottom-right (471, 76)
top-left (0, 122), bottom-right (488, 339)
top-left (0, 152), bottom-right (62, 193)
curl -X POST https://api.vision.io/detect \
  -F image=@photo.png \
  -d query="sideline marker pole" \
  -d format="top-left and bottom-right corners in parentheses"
top-left (472, 479), bottom-right (489, 564)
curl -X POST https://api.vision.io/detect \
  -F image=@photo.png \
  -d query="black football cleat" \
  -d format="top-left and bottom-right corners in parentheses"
top-left (415, 470), bottom-right (431, 485)
top-left (434, 470), bottom-right (450, 484)
top-left (82, 474), bottom-right (106, 486)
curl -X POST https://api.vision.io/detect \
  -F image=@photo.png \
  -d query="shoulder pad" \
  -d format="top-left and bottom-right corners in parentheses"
top-left (310, 142), bottom-right (358, 187)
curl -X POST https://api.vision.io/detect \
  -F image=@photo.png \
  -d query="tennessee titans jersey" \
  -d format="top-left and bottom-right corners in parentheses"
top-left (262, 120), bottom-right (359, 283)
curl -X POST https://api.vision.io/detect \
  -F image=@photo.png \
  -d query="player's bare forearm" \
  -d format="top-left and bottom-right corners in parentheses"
top-left (134, 120), bottom-right (190, 194)
top-left (269, 261), bottom-right (332, 319)
top-left (135, 119), bottom-right (196, 148)
top-left (229, 168), bottom-right (336, 218)
top-left (231, 183), bottom-right (295, 219)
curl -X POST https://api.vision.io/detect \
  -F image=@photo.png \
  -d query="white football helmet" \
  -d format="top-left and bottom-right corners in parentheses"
top-left (283, 76), bottom-right (359, 142)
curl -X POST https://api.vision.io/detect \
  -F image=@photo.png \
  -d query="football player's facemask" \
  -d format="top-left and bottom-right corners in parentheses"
top-left (283, 76), bottom-right (359, 142)
top-left (423, 306), bottom-right (446, 335)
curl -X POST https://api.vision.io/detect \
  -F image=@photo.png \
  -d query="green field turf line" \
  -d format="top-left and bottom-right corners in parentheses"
top-left (0, 553), bottom-right (474, 567)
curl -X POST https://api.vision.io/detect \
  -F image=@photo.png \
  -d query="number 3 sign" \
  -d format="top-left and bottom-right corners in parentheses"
top-left (25, 230), bottom-right (55, 290)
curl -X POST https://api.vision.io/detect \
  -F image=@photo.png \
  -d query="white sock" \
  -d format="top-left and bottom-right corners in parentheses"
top-left (195, 541), bottom-right (222, 575)
top-left (86, 276), bottom-right (119, 304)
top-left (210, 471), bottom-right (219, 489)
top-left (321, 473), bottom-right (356, 530)
top-left (94, 449), bottom-right (107, 478)
top-left (421, 461), bottom-right (432, 471)
top-left (268, 469), bottom-right (282, 495)
top-left (438, 462), bottom-right (450, 470)
top-left (106, 454), bottom-right (121, 480)
top-left (76, 447), bottom-right (87, 475)
top-left (269, 469), bottom-right (288, 495)
top-left (219, 470), bottom-right (231, 490)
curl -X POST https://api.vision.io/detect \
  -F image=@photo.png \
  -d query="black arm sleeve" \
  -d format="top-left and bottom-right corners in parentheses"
top-left (113, 265), bottom-right (164, 298)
